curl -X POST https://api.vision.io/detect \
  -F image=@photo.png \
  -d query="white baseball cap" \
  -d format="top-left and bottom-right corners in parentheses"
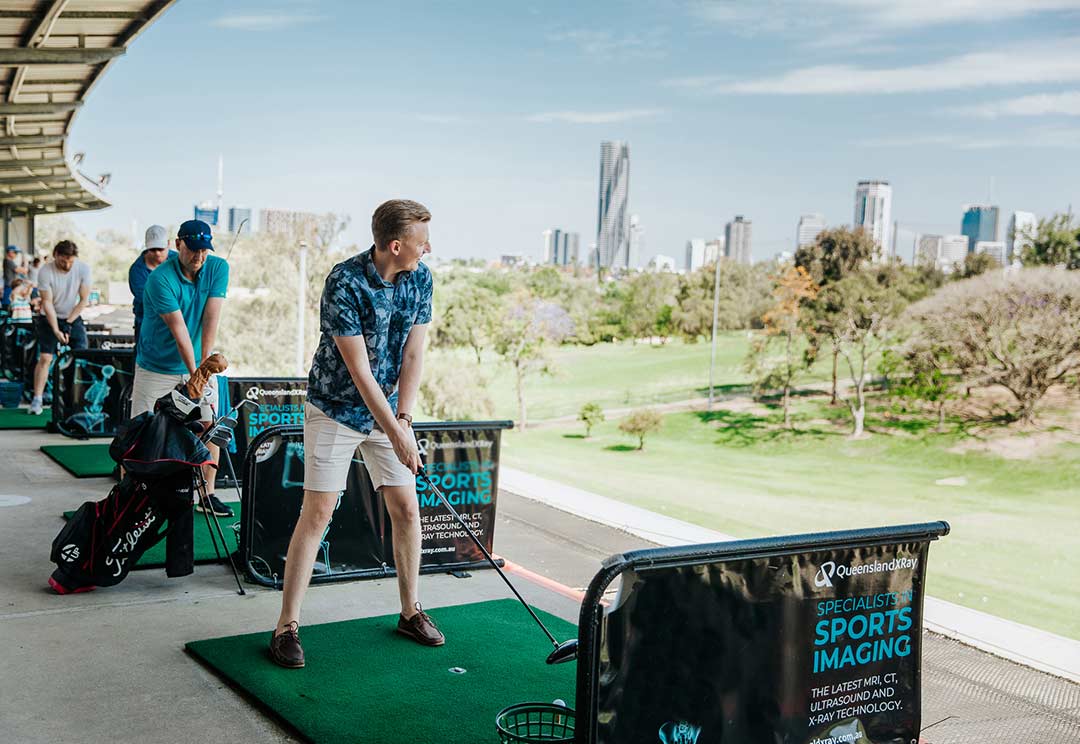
top-left (144, 224), bottom-right (168, 251)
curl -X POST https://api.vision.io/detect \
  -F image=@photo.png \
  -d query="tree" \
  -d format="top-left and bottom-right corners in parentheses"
top-left (746, 265), bottom-right (818, 428)
top-left (620, 271), bottom-right (678, 343)
top-left (490, 290), bottom-right (573, 429)
top-left (618, 408), bottom-right (663, 450)
top-left (418, 355), bottom-right (494, 421)
top-left (672, 261), bottom-right (773, 341)
top-left (891, 340), bottom-right (955, 432)
top-left (796, 227), bottom-right (877, 404)
top-left (905, 267), bottom-right (1080, 423)
top-left (578, 401), bottom-right (605, 437)
top-left (1020, 213), bottom-right (1080, 269)
top-left (956, 252), bottom-right (1001, 279)
top-left (824, 271), bottom-right (906, 437)
top-left (430, 284), bottom-right (499, 363)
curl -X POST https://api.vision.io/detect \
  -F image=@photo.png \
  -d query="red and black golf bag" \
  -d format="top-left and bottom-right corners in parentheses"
top-left (47, 357), bottom-right (224, 594)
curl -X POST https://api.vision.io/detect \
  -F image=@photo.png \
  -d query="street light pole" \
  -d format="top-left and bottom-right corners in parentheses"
top-left (708, 256), bottom-right (721, 411)
top-left (296, 240), bottom-right (308, 377)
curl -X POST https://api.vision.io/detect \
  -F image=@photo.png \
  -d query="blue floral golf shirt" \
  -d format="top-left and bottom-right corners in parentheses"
top-left (307, 247), bottom-right (433, 434)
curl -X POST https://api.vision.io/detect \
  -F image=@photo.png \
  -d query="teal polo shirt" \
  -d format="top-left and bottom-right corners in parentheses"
top-left (137, 254), bottom-right (229, 374)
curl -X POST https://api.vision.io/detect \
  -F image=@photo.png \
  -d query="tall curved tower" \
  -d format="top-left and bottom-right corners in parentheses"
top-left (596, 140), bottom-right (630, 270)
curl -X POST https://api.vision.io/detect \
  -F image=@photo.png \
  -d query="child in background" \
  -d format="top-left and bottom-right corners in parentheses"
top-left (9, 279), bottom-right (32, 322)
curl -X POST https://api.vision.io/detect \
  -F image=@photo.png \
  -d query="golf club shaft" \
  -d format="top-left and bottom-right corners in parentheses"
top-left (225, 218), bottom-right (248, 260)
top-left (419, 467), bottom-right (560, 648)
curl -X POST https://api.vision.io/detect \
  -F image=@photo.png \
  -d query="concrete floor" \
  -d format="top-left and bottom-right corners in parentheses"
top-left (1, 424), bottom-right (1077, 743)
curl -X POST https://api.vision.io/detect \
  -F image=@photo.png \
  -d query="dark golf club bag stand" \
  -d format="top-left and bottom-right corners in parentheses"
top-left (48, 376), bottom-right (248, 596)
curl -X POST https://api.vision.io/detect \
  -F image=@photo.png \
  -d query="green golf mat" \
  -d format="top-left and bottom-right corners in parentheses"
top-left (62, 502), bottom-right (241, 568)
top-left (186, 599), bottom-right (577, 744)
top-left (40, 443), bottom-right (114, 477)
top-left (0, 407), bottom-right (50, 429)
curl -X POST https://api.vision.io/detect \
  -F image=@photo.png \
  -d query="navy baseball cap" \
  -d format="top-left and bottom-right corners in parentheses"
top-left (177, 219), bottom-right (214, 251)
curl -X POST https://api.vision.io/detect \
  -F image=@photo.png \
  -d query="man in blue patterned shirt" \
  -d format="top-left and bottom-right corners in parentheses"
top-left (270, 199), bottom-right (439, 669)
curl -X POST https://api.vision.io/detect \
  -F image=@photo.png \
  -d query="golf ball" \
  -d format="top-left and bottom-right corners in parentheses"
top-left (448, 667), bottom-right (467, 674)
top-left (552, 699), bottom-right (566, 707)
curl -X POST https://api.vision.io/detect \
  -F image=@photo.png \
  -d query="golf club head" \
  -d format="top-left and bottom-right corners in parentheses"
top-left (546, 639), bottom-right (578, 665)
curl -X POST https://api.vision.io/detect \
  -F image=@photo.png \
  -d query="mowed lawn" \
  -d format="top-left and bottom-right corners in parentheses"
top-left (501, 407), bottom-right (1080, 640)
top-left (475, 334), bottom-right (830, 422)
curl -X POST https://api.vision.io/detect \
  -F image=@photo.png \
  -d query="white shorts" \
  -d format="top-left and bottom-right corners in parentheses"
top-left (130, 365), bottom-right (219, 420)
top-left (303, 402), bottom-right (414, 493)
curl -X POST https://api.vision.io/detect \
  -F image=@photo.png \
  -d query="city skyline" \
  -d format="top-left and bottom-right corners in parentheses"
top-left (59, 1), bottom-right (1079, 263)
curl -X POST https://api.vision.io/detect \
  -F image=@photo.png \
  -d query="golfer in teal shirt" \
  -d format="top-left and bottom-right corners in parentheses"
top-left (130, 219), bottom-right (232, 516)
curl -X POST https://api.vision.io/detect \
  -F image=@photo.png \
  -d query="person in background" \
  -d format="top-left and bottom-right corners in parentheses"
top-left (29, 241), bottom-right (91, 415)
top-left (8, 279), bottom-right (32, 322)
top-left (27, 257), bottom-right (41, 286)
top-left (130, 220), bottom-right (231, 516)
top-left (127, 225), bottom-right (175, 347)
top-left (3, 245), bottom-right (26, 309)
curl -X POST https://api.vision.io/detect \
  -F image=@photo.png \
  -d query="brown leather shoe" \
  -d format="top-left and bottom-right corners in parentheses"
top-left (269, 621), bottom-right (305, 668)
top-left (396, 603), bottom-right (445, 646)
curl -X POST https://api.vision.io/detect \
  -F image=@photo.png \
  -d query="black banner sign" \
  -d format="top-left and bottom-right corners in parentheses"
top-left (240, 420), bottom-right (512, 586)
top-left (218, 377), bottom-right (307, 484)
top-left (87, 333), bottom-right (136, 351)
top-left (50, 348), bottom-right (136, 438)
top-left (0, 318), bottom-right (34, 382)
top-left (575, 524), bottom-right (949, 744)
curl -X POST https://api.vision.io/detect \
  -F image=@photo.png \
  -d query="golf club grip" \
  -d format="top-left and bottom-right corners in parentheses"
top-left (419, 469), bottom-right (560, 648)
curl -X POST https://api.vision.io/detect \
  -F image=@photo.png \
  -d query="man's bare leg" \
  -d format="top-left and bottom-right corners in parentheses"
top-left (203, 441), bottom-right (220, 498)
top-left (275, 490), bottom-right (339, 634)
top-left (32, 352), bottom-right (52, 398)
top-left (383, 483), bottom-right (421, 617)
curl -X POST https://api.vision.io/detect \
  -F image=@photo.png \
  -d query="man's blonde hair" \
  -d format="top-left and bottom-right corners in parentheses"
top-left (371, 199), bottom-right (431, 250)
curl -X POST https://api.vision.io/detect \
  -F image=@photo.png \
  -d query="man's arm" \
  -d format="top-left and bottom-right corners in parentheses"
top-left (161, 310), bottom-right (198, 374)
top-left (395, 323), bottom-right (428, 420)
top-left (40, 289), bottom-right (66, 342)
top-left (334, 334), bottom-right (420, 473)
top-left (66, 282), bottom-right (90, 324)
top-left (200, 297), bottom-right (224, 363)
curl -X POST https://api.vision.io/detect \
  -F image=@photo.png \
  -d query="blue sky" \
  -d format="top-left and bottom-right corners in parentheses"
top-left (66, 0), bottom-right (1080, 264)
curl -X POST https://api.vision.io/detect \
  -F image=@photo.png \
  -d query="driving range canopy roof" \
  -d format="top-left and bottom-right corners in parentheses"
top-left (0, 0), bottom-right (174, 215)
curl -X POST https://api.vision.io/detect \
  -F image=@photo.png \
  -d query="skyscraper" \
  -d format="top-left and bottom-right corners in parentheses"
top-left (854, 180), bottom-right (893, 258)
top-left (1007, 211), bottom-right (1036, 263)
top-left (596, 141), bottom-right (631, 269)
top-left (542, 229), bottom-right (580, 266)
top-left (961, 205), bottom-right (1000, 252)
top-left (628, 213), bottom-right (643, 269)
top-left (797, 213), bottom-right (826, 250)
top-left (725, 216), bottom-right (753, 265)
top-left (704, 237), bottom-right (725, 264)
top-left (915, 234), bottom-right (943, 266)
top-left (941, 235), bottom-right (970, 271)
top-left (228, 206), bottom-right (252, 234)
top-left (975, 241), bottom-right (1006, 265)
top-left (685, 238), bottom-right (706, 271)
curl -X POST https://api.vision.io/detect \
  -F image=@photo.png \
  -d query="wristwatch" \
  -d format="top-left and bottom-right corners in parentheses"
top-left (397, 412), bottom-right (413, 426)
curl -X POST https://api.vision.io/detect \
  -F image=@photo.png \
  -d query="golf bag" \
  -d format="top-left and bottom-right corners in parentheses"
top-left (47, 377), bottom-right (216, 594)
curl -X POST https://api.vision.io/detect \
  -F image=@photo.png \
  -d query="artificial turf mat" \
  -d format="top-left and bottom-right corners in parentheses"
top-left (0, 407), bottom-right (50, 429)
top-left (40, 443), bottom-right (114, 477)
top-left (186, 599), bottom-right (577, 744)
top-left (62, 503), bottom-right (241, 568)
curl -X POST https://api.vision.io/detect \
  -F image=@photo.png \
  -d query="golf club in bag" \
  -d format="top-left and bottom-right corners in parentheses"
top-left (417, 464), bottom-right (578, 665)
top-left (48, 355), bottom-right (246, 595)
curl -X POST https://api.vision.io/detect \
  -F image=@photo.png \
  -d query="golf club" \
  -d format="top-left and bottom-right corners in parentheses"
top-left (225, 217), bottom-right (249, 261)
top-left (417, 464), bottom-right (578, 665)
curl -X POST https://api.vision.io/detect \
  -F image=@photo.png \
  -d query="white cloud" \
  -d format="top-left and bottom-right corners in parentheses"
top-left (686, 37), bottom-right (1080, 94)
top-left (946, 91), bottom-right (1080, 118)
top-left (526, 109), bottom-right (665, 124)
top-left (824, 0), bottom-right (1080, 29)
top-left (857, 126), bottom-right (1080, 149)
top-left (213, 14), bottom-right (321, 31)
top-left (547, 29), bottom-right (667, 60)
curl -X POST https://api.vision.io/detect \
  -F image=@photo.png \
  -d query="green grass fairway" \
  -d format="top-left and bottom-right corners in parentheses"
top-left (186, 599), bottom-right (576, 744)
top-left (503, 406), bottom-right (1080, 640)
top-left (62, 503), bottom-right (241, 568)
top-left (40, 443), bottom-right (114, 477)
top-left (0, 407), bottom-right (50, 429)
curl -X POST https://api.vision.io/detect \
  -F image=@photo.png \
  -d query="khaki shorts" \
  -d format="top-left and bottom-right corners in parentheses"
top-left (303, 402), bottom-right (414, 493)
top-left (130, 365), bottom-right (219, 420)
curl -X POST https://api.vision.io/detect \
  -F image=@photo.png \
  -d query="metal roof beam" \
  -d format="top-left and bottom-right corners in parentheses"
top-left (0, 174), bottom-right (73, 187)
top-left (0, 134), bottom-right (63, 146)
top-left (0, 157), bottom-right (67, 170)
top-left (0, 101), bottom-right (80, 115)
top-left (0, 11), bottom-right (148, 20)
top-left (0, 48), bottom-right (125, 66)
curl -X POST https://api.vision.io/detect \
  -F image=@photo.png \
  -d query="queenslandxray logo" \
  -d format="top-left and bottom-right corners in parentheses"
top-left (415, 437), bottom-right (493, 457)
top-left (813, 556), bottom-right (919, 590)
top-left (658, 721), bottom-right (701, 744)
top-left (246, 385), bottom-right (307, 401)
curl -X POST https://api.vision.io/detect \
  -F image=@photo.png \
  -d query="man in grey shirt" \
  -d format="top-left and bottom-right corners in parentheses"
top-left (29, 240), bottom-right (92, 415)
